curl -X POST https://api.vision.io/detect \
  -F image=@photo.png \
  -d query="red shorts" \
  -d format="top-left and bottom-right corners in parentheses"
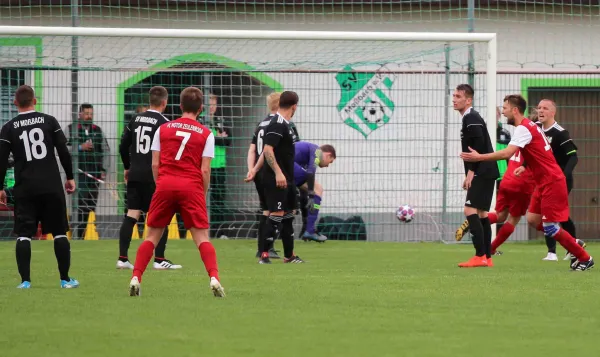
top-left (146, 190), bottom-right (208, 229)
top-left (528, 178), bottom-right (570, 223)
top-left (495, 187), bottom-right (531, 218)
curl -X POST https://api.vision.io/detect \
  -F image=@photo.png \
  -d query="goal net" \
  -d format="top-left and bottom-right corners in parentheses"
top-left (0, 26), bottom-right (496, 242)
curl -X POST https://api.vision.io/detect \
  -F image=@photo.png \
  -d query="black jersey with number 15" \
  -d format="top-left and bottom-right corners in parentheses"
top-left (0, 111), bottom-right (70, 197)
top-left (119, 110), bottom-right (169, 183)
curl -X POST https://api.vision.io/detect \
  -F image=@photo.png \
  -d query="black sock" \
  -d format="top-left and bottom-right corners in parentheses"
top-left (561, 217), bottom-right (576, 238)
top-left (545, 235), bottom-right (557, 254)
top-left (466, 214), bottom-right (485, 257)
top-left (16, 238), bottom-right (31, 283)
top-left (262, 215), bottom-right (282, 255)
top-left (281, 213), bottom-right (295, 259)
top-left (481, 217), bottom-right (492, 258)
top-left (154, 229), bottom-right (168, 260)
top-left (119, 216), bottom-right (137, 260)
top-left (257, 215), bottom-right (267, 252)
top-left (53, 236), bottom-right (71, 281)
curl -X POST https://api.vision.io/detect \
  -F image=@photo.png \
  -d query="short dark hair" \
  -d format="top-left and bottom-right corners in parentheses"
top-left (180, 87), bottom-right (203, 114)
top-left (149, 86), bottom-right (168, 107)
top-left (14, 85), bottom-right (35, 108)
top-left (320, 144), bottom-right (336, 159)
top-left (79, 103), bottom-right (93, 112)
top-left (279, 91), bottom-right (299, 109)
top-left (539, 98), bottom-right (557, 109)
top-left (455, 84), bottom-right (474, 99)
top-left (503, 94), bottom-right (527, 114)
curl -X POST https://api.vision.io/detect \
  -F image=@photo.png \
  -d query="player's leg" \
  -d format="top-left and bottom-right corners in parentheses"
top-left (458, 178), bottom-right (494, 267)
top-left (254, 177), bottom-right (279, 259)
top-left (13, 198), bottom-right (37, 288)
top-left (282, 184), bottom-right (304, 263)
top-left (491, 213), bottom-right (522, 254)
top-left (147, 183), bottom-right (182, 270)
top-left (180, 190), bottom-right (224, 297)
top-left (299, 188), bottom-right (309, 237)
top-left (117, 182), bottom-right (142, 269)
top-left (561, 179), bottom-right (585, 260)
top-left (259, 184), bottom-right (287, 264)
top-left (490, 189), bottom-right (527, 255)
top-left (129, 191), bottom-right (174, 296)
top-left (302, 181), bottom-right (327, 242)
top-left (42, 192), bottom-right (79, 288)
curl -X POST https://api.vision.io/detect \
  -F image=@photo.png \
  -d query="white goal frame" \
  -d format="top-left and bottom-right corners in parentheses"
top-left (0, 26), bottom-right (498, 241)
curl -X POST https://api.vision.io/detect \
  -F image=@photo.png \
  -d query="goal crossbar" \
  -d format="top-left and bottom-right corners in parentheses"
top-left (0, 25), bottom-right (496, 42)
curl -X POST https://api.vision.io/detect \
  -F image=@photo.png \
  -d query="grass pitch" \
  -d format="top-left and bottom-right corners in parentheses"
top-left (0, 239), bottom-right (598, 357)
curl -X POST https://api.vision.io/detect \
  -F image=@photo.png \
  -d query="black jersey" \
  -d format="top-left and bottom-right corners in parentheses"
top-left (460, 108), bottom-right (500, 179)
top-left (251, 114), bottom-right (276, 165)
top-left (261, 114), bottom-right (295, 183)
top-left (537, 121), bottom-right (578, 172)
top-left (289, 121), bottom-right (300, 143)
top-left (0, 111), bottom-right (73, 198)
top-left (119, 109), bottom-right (169, 183)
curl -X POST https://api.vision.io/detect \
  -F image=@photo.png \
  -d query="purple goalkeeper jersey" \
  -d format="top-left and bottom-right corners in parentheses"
top-left (294, 141), bottom-right (319, 186)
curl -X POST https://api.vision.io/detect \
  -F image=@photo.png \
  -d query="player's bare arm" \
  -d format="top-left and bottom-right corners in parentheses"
top-left (201, 157), bottom-right (212, 196)
top-left (151, 150), bottom-right (160, 183)
top-left (463, 170), bottom-right (475, 190)
top-left (263, 145), bottom-right (286, 188)
top-left (247, 143), bottom-right (256, 172)
top-left (461, 144), bottom-right (518, 162)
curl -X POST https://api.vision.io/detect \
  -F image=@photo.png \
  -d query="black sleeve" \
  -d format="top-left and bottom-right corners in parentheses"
top-left (558, 130), bottom-right (577, 155)
top-left (214, 117), bottom-right (232, 147)
top-left (119, 121), bottom-right (133, 170)
top-left (563, 153), bottom-right (578, 178)
top-left (51, 117), bottom-right (74, 180)
top-left (263, 121), bottom-right (286, 148)
top-left (462, 115), bottom-right (485, 172)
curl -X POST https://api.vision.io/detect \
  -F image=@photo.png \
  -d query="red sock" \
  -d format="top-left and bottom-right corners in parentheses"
top-left (554, 228), bottom-right (590, 261)
top-left (491, 222), bottom-right (514, 252)
top-left (488, 212), bottom-right (498, 224)
top-left (132, 240), bottom-right (155, 282)
top-left (199, 242), bottom-right (219, 281)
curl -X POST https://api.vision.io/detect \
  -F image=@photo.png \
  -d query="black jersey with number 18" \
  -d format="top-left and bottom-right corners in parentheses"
top-left (119, 110), bottom-right (169, 183)
top-left (0, 111), bottom-right (72, 197)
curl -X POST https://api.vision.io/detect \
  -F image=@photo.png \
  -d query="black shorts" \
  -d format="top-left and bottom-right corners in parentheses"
top-left (14, 192), bottom-right (68, 237)
top-left (126, 181), bottom-right (156, 212)
top-left (263, 182), bottom-right (297, 213)
top-left (465, 177), bottom-right (496, 211)
top-left (254, 175), bottom-right (268, 211)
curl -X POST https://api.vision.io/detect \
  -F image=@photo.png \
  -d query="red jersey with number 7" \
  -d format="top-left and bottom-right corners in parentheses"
top-left (150, 117), bottom-right (215, 192)
top-left (508, 118), bottom-right (564, 186)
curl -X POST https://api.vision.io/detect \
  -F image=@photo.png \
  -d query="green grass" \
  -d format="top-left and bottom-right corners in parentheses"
top-left (0, 239), bottom-right (599, 357)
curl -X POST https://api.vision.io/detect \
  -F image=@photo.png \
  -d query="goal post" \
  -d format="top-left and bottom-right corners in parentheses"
top-left (0, 25), bottom-right (497, 242)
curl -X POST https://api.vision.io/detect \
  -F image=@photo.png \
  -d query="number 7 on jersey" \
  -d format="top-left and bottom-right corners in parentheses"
top-left (175, 131), bottom-right (191, 160)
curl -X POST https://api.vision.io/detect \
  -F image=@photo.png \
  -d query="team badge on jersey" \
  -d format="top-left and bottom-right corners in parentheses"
top-left (335, 65), bottom-right (396, 138)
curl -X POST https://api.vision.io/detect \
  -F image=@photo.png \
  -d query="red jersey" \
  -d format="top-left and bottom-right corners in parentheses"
top-left (150, 117), bottom-right (215, 192)
top-left (508, 118), bottom-right (564, 186)
top-left (501, 148), bottom-right (536, 194)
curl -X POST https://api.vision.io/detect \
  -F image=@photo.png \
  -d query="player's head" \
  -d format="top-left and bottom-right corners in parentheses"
top-left (502, 94), bottom-right (527, 125)
top-left (79, 103), bottom-right (94, 121)
top-left (453, 84), bottom-right (474, 112)
top-left (318, 144), bottom-right (337, 168)
top-left (528, 107), bottom-right (539, 122)
top-left (148, 86), bottom-right (168, 111)
top-left (267, 92), bottom-right (281, 114)
top-left (180, 87), bottom-right (204, 116)
top-left (209, 93), bottom-right (218, 116)
top-left (13, 85), bottom-right (36, 109)
top-left (279, 91), bottom-right (299, 119)
top-left (537, 99), bottom-right (556, 124)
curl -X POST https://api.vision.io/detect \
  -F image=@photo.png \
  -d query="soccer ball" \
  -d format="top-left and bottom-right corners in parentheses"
top-left (396, 205), bottom-right (415, 223)
top-left (362, 100), bottom-right (385, 125)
